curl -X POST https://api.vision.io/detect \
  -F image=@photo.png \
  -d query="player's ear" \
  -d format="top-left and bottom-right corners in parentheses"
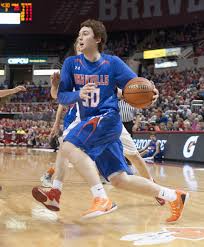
top-left (95, 37), bottom-right (101, 44)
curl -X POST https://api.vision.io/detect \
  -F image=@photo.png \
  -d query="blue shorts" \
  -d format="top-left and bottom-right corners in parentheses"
top-left (64, 111), bottom-right (132, 179)
top-left (95, 140), bottom-right (133, 181)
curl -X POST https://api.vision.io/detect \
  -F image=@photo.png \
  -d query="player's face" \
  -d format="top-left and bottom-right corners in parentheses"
top-left (150, 135), bottom-right (156, 141)
top-left (78, 26), bottom-right (100, 53)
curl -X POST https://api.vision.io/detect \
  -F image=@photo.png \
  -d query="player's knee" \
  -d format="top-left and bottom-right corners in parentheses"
top-left (110, 172), bottom-right (129, 188)
top-left (126, 152), bottom-right (140, 161)
top-left (61, 141), bottom-right (74, 154)
top-left (61, 141), bottom-right (87, 164)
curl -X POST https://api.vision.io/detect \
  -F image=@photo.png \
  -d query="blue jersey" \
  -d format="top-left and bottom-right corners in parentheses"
top-left (58, 53), bottom-right (137, 120)
top-left (148, 140), bottom-right (157, 151)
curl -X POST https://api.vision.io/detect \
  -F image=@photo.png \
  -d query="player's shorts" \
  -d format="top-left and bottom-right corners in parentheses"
top-left (57, 121), bottom-right (80, 145)
top-left (64, 111), bottom-right (133, 179)
top-left (95, 139), bottom-right (133, 181)
top-left (62, 119), bottom-right (80, 139)
top-left (64, 111), bottom-right (122, 159)
top-left (120, 125), bottom-right (139, 156)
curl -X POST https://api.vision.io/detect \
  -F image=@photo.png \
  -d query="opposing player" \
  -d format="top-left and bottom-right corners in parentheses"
top-left (33, 19), bottom-right (188, 222)
top-left (139, 132), bottom-right (163, 161)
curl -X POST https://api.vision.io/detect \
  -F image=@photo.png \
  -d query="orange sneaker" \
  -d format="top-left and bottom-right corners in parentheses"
top-left (166, 190), bottom-right (189, 223)
top-left (81, 197), bottom-right (117, 219)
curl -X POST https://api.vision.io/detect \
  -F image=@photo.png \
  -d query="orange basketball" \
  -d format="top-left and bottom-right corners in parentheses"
top-left (123, 77), bottom-right (154, 109)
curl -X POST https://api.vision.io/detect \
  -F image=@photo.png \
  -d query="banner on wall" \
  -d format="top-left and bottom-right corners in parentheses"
top-left (133, 132), bottom-right (204, 162)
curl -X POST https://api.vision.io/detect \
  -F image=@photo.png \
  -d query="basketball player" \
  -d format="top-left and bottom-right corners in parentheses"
top-left (33, 19), bottom-right (188, 222)
top-left (41, 40), bottom-right (164, 206)
top-left (139, 132), bottom-right (163, 161)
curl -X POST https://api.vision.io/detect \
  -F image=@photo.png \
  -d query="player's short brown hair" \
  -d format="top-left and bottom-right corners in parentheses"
top-left (80, 19), bottom-right (107, 52)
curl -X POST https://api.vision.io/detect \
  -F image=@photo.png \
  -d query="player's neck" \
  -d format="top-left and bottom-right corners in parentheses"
top-left (84, 51), bottom-right (101, 62)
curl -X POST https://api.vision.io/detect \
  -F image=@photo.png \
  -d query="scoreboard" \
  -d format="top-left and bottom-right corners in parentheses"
top-left (0, 1), bottom-right (32, 23)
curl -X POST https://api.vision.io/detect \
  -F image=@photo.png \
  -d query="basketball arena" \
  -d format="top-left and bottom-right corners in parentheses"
top-left (0, 1), bottom-right (204, 247)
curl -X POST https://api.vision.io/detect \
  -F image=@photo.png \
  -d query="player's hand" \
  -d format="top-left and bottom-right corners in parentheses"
top-left (50, 72), bottom-right (60, 88)
top-left (152, 87), bottom-right (159, 102)
top-left (150, 81), bottom-right (159, 105)
top-left (79, 83), bottom-right (96, 100)
top-left (50, 122), bottom-right (60, 138)
top-left (13, 86), bottom-right (27, 93)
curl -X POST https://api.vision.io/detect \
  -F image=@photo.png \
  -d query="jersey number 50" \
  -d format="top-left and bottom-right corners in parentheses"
top-left (82, 88), bottom-right (100, 107)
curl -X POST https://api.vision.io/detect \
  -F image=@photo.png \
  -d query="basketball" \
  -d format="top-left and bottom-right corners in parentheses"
top-left (123, 77), bottom-right (154, 109)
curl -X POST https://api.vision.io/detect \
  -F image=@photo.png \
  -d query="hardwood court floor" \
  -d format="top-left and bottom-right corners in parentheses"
top-left (0, 147), bottom-right (204, 247)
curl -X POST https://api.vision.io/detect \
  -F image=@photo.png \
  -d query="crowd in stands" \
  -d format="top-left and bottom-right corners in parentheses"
top-left (0, 81), bottom-right (8, 89)
top-left (138, 20), bottom-right (204, 51)
top-left (194, 42), bottom-right (204, 57)
top-left (105, 20), bottom-right (204, 58)
top-left (0, 103), bottom-right (57, 114)
top-left (0, 119), bottom-right (52, 148)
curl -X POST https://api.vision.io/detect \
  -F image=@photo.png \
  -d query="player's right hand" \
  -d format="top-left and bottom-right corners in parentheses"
top-left (50, 72), bottom-right (60, 88)
top-left (79, 83), bottom-right (96, 100)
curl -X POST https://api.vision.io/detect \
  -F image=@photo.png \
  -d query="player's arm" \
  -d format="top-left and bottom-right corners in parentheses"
top-left (0, 86), bottom-right (26, 98)
top-left (151, 141), bottom-right (161, 158)
top-left (113, 56), bottom-right (137, 90)
top-left (50, 104), bottom-right (64, 137)
top-left (113, 56), bottom-right (159, 104)
top-left (57, 58), bottom-right (80, 105)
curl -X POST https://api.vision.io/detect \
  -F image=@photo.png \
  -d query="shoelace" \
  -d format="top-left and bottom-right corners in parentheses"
top-left (169, 201), bottom-right (179, 217)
